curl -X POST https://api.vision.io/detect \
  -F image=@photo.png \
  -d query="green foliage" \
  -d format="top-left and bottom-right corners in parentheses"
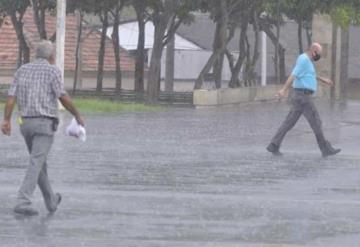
top-left (0, 0), bottom-right (30, 16)
top-left (262, 0), bottom-right (360, 29)
top-left (73, 98), bottom-right (162, 113)
top-left (67, 0), bottom-right (119, 15)
top-left (330, 3), bottom-right (360, 27)
top-left (146, 0), bottom-right (199, 23)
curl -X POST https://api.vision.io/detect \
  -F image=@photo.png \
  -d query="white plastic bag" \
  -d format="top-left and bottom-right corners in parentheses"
top-left (65, 118), bottom-right (86, 142)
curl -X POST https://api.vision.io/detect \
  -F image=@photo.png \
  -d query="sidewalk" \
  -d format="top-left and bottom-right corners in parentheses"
top-left (0, 100), bottom-right (360, 246)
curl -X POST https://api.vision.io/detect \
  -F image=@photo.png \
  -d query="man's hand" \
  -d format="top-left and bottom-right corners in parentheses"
top-left (276, 88), bottom-right (287, 98)
top-left (323, 78), bottom-right (334, 86)
top-left (2, 96), bottom-right (16, 136)
top-left (75, 116), bottom-right (85, 127)
top-left (276, 75), bottom-right (294, 99)
top-left (318, 77), bottom-right (334, 87)
top-left (1, 120), bottom-right (11, 136)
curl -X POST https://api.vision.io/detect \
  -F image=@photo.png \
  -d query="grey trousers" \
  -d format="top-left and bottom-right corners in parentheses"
top-left (270, 91), bottom-right (332, 153)
top-left (17, 118), bottom-right (58, 211)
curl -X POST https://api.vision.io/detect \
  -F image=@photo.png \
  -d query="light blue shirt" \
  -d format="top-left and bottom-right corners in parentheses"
top-left (291, 53), bottom-right (317, 92)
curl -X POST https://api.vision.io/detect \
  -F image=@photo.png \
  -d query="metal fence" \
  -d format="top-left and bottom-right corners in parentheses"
top-left (0, 85), bottom-right (193, 105)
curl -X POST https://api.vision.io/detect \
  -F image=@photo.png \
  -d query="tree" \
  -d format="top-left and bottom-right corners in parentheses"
top-left (0, 0), bottom-right (31, 67)
top-left (68, 0), bottom-right (120, 92)
top-left (165, 32), bottom-right (175, 91)
top-left (260, 0), bottom-right (287, 84)
top-left (0, 10), bottom-right (5, 27)
top-left (243, 3), bottom-right (261, 87)
top-left (146, 0), bottom-right (197, 102)
top-left (110, 0), bottom-right (127, 93)
top-left (194, 0), bottom-right (234, 89)
top-left (280, 0), bottom-right (315, 54)
top-left (132, 0), bottom-right (148, 92)
top-left (329, 2), bottom-right (360, 104)
top-left (226, 0), bottom-right (265, 88)
top-left (67, 0), bottom-right (88, 92)
top-left (31, 0), bottom-right (56, 40)
top-left (96, 8), bottom-right (109, 92)
top-left (73, 9), bottom-right (84, 93)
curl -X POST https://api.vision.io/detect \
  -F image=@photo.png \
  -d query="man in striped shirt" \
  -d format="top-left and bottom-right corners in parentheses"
top-left (1, 40), bottom-right (85, 216)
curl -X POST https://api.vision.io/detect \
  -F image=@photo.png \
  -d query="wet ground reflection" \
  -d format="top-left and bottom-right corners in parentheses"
top-left (0, 101), bottom-right (360, 246)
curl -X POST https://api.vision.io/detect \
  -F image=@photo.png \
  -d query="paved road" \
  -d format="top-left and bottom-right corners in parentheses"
top-left (1, 100), bottom-right (360, 247)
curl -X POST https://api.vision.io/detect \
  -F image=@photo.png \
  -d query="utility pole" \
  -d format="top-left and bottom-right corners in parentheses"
top-left (56, 0), bottom-right (66, 110)
top-left (56, 0), bottom-right (66, 82)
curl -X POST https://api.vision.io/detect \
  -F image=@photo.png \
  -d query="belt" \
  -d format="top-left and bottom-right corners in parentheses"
top-left (22, 116), bottom-right (57, 120)
top-left (294, 88), bottom-right (314, 95)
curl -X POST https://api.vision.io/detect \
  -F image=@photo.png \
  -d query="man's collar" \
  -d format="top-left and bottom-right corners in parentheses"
top-left (304, 52), bottom-right (313, 61)
top-left (34, 58), bottom-right (50, 64)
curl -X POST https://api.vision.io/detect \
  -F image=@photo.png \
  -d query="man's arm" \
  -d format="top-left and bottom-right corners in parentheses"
top-left (277, 75), bottom-right (296, 97)
top-left (59, 94), bottom-right (85, 126)
top-left (317, 76), bottom-right (334, 86)
top-left (1, 96), bottom-right (16, 136)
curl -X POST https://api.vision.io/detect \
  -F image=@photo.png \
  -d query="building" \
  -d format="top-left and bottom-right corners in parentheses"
top-left (0, 9), bottom-right (136, 90)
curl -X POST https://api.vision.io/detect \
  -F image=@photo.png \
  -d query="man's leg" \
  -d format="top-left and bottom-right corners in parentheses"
top-left (303, 98), bottom-right (341, 157)
top-left (38, 162), bottom-right (61, 213)
top-left (267, 94), bottom-right (303, 154)
top-left (15, 120), bottom-right (54, 215)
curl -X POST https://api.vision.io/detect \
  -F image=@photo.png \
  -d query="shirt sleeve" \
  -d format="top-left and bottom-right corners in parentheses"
top-left (291, 56), bottom-right (307, 78)
top-left (51, 67), bottom-right (67, 98)
top-left (8, 70), bottom-right (20, 96)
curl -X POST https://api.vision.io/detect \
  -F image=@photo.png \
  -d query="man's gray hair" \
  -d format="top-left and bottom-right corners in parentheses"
top-left (35, 40), bottom-right (55, 59)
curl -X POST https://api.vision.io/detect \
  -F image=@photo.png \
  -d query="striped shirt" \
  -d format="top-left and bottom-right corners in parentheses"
top-left (8, 59), bottom-right (67, 118)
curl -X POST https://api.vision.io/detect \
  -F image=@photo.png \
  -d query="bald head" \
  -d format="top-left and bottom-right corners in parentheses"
top-left (310, 42), bottom-right (323, 55)
top-left (308, 42), bottom-right (322, 62)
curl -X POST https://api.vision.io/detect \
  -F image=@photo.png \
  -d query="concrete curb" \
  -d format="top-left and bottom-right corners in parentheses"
top-left (194, 85), bottom-right (283, 107)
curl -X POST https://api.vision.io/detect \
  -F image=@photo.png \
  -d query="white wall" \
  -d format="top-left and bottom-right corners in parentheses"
top-left (148, 49), bottom-right (235, 81)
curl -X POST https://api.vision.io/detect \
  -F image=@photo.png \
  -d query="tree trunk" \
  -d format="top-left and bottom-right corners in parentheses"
top-left (278, 46), bottom-right (286, 83)
top-left (31, 0), bottom-right (47, 39)
top-left (212, 1), bottom-right (229, 89)
top-left (340, 26), bottom-right (350, 105)
top-left (194, 1), bottom-right (228, 89)
top-left (147, 0), bottom-right (186, 101)
top-left (112, 3), bottom-right (122, 93)
top-left (96, 11), bottom-right (108, 92)
top-left (248, 11), bottom-right (260, 86)
top-left (305, 20), bottom-right (312, 47)
top-left (73, 10), bottom-right (83, 93)
top-left (147, 20), bottom-right (167, 102)
top-left (330, 23), bottom-right (338, 104)
top-left (298, 19), bottom-right (303, 54)
top-left (261, 23), bottom-right (286, 83)
top-left (134, 0), bottom-right (146, 92)
top-left (275, 2), bottom-right (280, 84)
top-left (213, 21), bottom-right (226, 89)
top-left (194, 51), bottom-right (220, 89)
top-left (10, 11), bottom-right (30, 67)
top-left (17, 45), bottom-right (23, 68)
top-left (165, 34), bottom-right (175, 91)
top-left (229, 18), bottom-right (248, 88)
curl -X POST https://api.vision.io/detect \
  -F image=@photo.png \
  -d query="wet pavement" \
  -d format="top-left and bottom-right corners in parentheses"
top-left (1, 100), bottom-right (360, 246)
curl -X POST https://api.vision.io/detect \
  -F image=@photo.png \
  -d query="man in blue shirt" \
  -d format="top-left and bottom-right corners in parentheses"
top-left (267, 43), bottom-right (341, 157)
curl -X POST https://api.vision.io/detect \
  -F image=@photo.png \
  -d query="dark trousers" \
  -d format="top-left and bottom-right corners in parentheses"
top-left (270, 91), bottom-right (332, 153)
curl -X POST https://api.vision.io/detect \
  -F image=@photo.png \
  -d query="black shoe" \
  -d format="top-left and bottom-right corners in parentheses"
top-left (322, 148), bottom-right (341, 158)
top-left (14, 204), bottom-right (39, 216)
top-left (266, 143), bottom-right (282, 156)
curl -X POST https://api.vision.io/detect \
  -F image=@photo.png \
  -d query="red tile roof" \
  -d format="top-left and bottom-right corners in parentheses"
top-left (0, 9), bottom-right (135, 72)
